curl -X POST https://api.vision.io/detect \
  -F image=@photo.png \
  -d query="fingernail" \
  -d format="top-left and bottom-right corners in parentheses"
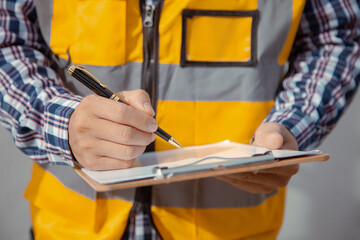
top-left (149, 118), bottom-right (158, 132)
top-left (144, 102), bottom-right (155, 116)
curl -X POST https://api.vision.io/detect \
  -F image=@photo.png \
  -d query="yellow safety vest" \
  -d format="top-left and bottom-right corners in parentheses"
top-left (26, 0), bottom-right (305, 239)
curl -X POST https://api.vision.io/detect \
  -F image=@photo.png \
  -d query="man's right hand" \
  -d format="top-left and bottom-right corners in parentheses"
top-left (68, 90), bottom-right (157, 170)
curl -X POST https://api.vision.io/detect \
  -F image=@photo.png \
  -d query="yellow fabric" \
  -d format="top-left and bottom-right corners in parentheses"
top-left (155, 100), bottom-right (274, 150)
top-left (185, 16), bottom-right (252, 62)
top-left (25, 163), bottom-right (132, 239)
top-left (71, 0), bottom-right (127, 65)
top-left (51, 0), bottom-right (143, 65)
top-left (278, 0), bottom-right (306, 65)
top-left (152, 188), bottom-right (286, 239)
top-left (50, 0), bottom-right (75, 58)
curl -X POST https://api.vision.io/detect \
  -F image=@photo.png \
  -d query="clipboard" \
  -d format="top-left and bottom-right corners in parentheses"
top-left (74, 141), bottom-right (329, 192)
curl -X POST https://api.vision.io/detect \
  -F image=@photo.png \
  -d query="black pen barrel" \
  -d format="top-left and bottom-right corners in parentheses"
top-left (72, 69), bottom-right (114, 98)
top-left (155, 127), bottom-right (171, 142)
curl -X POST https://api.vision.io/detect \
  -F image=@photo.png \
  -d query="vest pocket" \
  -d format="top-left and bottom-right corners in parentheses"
top-left (180, 9), bottom-right (258, 67)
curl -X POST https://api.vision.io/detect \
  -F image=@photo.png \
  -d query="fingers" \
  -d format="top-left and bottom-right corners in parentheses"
top-left (217, 124), bottom-right (299, 193)
top-left (95, 140), bottom-right (146, 161)
top-left (217, 175), bottom-right (276, 194)
top-left (70, 137), bottom-right (145, 171)
top-left (117, 89), bottom-right (155, 116)
top-left (90, 117), bottom-right (156, 146)
top-left (227, 172), bottom-right (291, 188)
top-left (68, 90), bottom-right (157, 170)
top-left (218, 172), bottom-right (289, 194)
top-left (82, 94), bottom-right (158, 133)
top-left (85, 157), bottom-right (136, 171)
top-left (217, 164), bottom-right (300, 194)
top-left (259, 164), bottom-right (300, 176)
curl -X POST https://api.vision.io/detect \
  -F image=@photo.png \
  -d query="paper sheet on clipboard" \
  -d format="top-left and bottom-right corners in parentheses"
top-left (81, 140), bottom-right (321, 185)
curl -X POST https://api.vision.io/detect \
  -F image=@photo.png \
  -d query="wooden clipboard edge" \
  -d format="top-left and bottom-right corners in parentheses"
top-left (75, 167), bottom-right (111, 192)
top-left (75, 153), bottom-right (329, 192)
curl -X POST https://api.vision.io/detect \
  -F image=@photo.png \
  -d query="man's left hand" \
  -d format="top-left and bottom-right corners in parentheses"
top-left (217, 123), bottom-right (300, 193)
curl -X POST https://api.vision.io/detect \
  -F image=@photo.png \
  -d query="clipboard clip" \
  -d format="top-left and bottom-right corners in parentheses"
top-left (252, 150), bottom-right (272, 157)
top-left (251, 150), bottom-right (273, 174)
top-left (153, 167), bottom-right (169, 180)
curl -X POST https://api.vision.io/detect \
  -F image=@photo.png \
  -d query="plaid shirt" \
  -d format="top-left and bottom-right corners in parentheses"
top-left (1, 0), bottom-right (360, 239)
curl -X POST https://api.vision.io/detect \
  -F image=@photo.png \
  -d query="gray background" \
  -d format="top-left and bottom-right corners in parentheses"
top-left (1, 93), bottom-right (360, 239)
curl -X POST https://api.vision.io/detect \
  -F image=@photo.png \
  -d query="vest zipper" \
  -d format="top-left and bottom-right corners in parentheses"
top-left (121, 1), bottom-right (163, 239)
top-left (141, 0), bottom-right (161, 111)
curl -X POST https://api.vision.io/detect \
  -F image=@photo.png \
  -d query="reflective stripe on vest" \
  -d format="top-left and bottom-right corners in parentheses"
top-left (29, 0), bottom-right (305, 239)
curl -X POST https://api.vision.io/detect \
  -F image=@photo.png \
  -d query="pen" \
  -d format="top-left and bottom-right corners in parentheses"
top-left (67, 64), bottom-right (182, 149)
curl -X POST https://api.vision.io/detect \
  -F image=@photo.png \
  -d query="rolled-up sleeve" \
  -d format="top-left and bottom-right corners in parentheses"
top-left (265, 0), bottom-right (360, 150)
top-left (0, 0), bottom-right (82, 165)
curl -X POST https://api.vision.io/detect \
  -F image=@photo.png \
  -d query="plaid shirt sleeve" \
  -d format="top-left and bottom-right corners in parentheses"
top-left (0, 0), bottom-right (82, 166)
top-left (265, 0), bottom-right (360, 150)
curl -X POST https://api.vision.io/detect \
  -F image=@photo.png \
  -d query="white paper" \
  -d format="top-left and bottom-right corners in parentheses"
top-left (82, 140), bottom-right (320, 184)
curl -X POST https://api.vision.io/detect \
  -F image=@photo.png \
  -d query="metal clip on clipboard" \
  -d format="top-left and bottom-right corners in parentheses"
top-left (152, 151), bottom-right (276, 180)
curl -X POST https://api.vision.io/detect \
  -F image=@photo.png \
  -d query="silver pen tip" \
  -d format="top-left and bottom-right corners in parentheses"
top-left (168, 137), bottom-right (183, 149)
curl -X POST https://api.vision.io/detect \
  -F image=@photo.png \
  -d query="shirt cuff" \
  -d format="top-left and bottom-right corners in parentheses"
top-left (43, 94), bottom-right (82, 166)
top-left (264, 108), bottom-right (318, 150)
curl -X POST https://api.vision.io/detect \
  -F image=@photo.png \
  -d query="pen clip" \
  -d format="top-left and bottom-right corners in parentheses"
top-left (71, 65), bottom-right (107, 88)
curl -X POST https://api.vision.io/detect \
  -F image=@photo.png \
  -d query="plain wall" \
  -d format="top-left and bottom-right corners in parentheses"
top-left (1, 92), bottom-right (360, 239)
top-left (278, 91), bottom-right (360, 240)
top-left (0, 127), bottom-right (31, 240)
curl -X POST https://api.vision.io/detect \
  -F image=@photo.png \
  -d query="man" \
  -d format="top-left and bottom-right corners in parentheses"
top-left (0, 0), bottom-right (359, 239)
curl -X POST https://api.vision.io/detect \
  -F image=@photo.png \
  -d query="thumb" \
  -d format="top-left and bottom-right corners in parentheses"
top-left (252, 123), bottom-right (298, 150)
top-left (117, 89), bottom-right (155, 116)
top-left (253, 130), bottom-right (284, 150)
